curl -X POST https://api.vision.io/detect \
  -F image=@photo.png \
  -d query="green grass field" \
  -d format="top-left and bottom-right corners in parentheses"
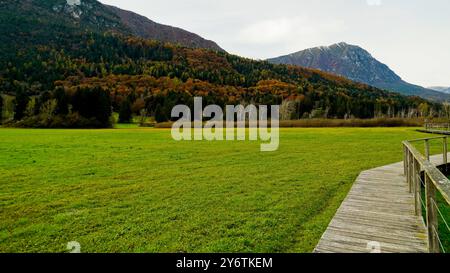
top-left (0, 127), bottom-right (442, 253)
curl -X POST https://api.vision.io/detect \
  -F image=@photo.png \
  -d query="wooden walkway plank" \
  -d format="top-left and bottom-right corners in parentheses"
top-left (313, 154), bottom-right (450, 253)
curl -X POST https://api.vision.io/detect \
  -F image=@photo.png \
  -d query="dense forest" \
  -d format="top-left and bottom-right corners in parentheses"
top-left (0, 1), bottom-right (442, 127)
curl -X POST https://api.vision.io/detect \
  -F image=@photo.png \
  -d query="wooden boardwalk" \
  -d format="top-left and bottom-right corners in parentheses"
top-left (313, 154), bottom-right (447, 253)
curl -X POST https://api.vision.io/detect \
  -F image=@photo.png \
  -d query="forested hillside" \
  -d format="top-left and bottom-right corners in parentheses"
top-left (0, 1), bottom-right (441, 127)
top-left (0, 0), bottom-right (224, 51)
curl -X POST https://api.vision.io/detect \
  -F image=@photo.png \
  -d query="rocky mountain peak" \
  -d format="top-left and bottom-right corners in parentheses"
top-left (267, 42), bottom-right (449, 101)
top-left (279, 42), bottom-right (401, 84)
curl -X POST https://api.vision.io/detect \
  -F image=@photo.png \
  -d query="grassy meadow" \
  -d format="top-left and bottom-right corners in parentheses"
top-left (0, 127), bottom-right (440, 253)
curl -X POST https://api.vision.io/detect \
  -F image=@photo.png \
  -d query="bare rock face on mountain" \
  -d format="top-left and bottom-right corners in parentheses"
top-left (268, 42), bottom-right (449, 102)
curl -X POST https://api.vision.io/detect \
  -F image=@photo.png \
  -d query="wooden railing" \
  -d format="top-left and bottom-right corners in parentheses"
top-left (403, 136), bottom-right (450, 253)
top-left (424, 123), bottom-right (450, 132)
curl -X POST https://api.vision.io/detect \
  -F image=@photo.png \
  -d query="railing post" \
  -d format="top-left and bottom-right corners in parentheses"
top-left (409, 152), bottom-right (414, 193)
top-left (405, 149), bottom-right (409, 184)
top-left (413, 159), bottom-right (422, 217)
top-left (425, 139), bottom-right (430, 161)
top-left (425, 173), bottom-right (440, 253)
top-left (444, 137), bottom-right (448, 172)
top-left (403, 145), bottom-right (407, 176)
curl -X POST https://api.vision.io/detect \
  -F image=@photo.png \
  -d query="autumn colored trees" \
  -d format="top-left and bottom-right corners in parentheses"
top-left (0, 29), bottom-right (443, 127)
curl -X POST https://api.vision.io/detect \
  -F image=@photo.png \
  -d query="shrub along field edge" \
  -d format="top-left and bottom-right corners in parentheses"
top-left (153, 118), bottom-right (426, 128)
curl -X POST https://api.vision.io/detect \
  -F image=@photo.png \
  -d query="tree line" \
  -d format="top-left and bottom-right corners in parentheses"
top-left (1, 87), bottom-right (111, 128)
top-left (0, 28), bottom-right (443, 127)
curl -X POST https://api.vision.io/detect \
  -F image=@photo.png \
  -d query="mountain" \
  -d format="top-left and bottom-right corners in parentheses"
top-left (429, 86), bottom-right (450, 94)
top-left (0, 1), bottom-right (440, 127)
top-left (0, 0), bottom-right (224, 52)
top-left (104, 5), bottom-right (223, 52)
top-left (267, 42), bottom-right (450, 102)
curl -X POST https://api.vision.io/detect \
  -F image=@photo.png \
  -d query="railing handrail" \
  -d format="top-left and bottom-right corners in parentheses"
top-left (403, 140), bottom-right (450, 204)
top-left (403, 137), bottom-right (450, 253)
top-left (425, 122), bottom-right (450, 125)
top-left (424, 122), bottom-right (450, 131)
top-left (407, 136), bottom-right (448, 143)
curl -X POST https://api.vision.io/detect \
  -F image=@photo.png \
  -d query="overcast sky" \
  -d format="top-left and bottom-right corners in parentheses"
top-left (100, 0), bottom-right (450, 87)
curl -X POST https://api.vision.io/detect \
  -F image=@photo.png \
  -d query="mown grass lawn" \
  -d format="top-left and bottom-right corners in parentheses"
top-left (0, 127), bottom-right (433, 253)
